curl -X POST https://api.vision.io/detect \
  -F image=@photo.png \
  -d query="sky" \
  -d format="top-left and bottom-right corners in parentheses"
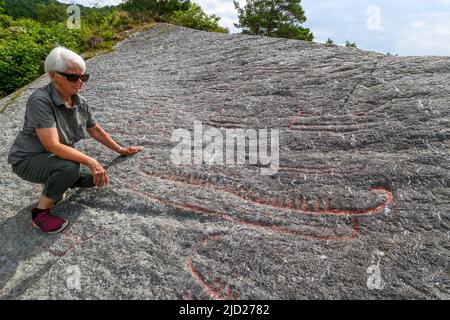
top-left (58, 0), bottom-right (450, 56)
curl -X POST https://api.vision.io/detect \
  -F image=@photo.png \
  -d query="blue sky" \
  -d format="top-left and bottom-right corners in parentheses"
top-left (59, 0), bottom-right (450, 56)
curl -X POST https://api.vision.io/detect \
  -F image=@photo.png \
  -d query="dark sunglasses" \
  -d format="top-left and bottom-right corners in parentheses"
top-left (56, 71), bottom-right (90, 82)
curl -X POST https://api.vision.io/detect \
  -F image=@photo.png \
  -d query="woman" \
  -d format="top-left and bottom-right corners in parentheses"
top-left (7, 46), bottom-right (143, 235)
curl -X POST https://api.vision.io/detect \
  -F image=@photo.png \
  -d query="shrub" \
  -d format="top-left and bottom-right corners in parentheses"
top-left (121, 0), bottom-right (189, 20)
top-left (0, 18), bottom-right (86, 97)
top-left (169, 3), bottom-right (228, 33)
top-left (109, 10), bottom-right (133, 29)
top-left (0, 14), bottom-right (13, 28)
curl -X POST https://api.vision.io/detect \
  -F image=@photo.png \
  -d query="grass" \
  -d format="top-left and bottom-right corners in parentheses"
top-left (82, 22), bottom-right (157, 60)
top-left (0, 90), bottom-right (22, 113)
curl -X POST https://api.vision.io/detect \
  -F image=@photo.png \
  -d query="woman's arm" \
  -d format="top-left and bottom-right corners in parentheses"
top-left (36, 127), bottom-right (95, 165)
top-left (87, 123), bottom-right (144, 156)
top-left (87, 123), bottom-right (122, 153)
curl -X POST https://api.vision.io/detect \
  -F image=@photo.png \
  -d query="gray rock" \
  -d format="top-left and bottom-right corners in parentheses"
top-left (0, 23), bottom-right (448, 300)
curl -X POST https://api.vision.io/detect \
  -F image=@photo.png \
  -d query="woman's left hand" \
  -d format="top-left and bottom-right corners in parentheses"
top-left (118, 146), bottom-right (144, 156)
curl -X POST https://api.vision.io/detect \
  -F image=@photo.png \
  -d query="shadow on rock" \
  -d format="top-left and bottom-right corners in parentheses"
top-left (0, 155), bottom-right (131, 299)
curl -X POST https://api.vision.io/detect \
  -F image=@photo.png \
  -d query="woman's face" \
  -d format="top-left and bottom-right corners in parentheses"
top-left (50, 66), bottom-right (85, 97)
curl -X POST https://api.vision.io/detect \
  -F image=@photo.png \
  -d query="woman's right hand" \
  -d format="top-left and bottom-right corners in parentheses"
top-left (87, 159), bottom-right (109, 187)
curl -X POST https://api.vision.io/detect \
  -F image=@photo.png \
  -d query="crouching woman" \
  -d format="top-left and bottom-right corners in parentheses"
top-left (7, 46), bottom-right (143, 234)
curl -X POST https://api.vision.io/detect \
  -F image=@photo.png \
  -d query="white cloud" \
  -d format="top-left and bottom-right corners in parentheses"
top-left (193, 0), bottom-right (242, 32)
top-left (437, 0), bottom-right (450, 6)
top-left (410, 21), bottom-right (425, 29)
top-left (396, 20), bottom-right (450, 55)
top-left (433, 24), bottom-right (450, 35)
top-left (311, 28), bottom-right (336, 42)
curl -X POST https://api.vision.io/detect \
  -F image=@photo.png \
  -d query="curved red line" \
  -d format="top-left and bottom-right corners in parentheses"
top-left (187, 235), bottom-right (228, 300)
top-left (124, 184), bottom-right (359, 241)
top-left (136, 162), bottom-right (394, 217)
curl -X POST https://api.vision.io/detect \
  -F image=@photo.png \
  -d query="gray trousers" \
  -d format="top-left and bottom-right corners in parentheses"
top-left (12, 153), bottom-right (94, 201)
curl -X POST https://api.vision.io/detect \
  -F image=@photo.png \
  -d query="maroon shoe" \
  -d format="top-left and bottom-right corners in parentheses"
top-left (31, 208), bottom-right (69, 235)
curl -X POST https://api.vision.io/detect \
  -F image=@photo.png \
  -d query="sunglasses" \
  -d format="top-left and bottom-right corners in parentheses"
top-left (56, 71), bottom-right (90, 82)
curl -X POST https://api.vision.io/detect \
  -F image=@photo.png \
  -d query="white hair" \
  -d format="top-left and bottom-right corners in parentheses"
top-left (44, 46), bottom-right (86, 78)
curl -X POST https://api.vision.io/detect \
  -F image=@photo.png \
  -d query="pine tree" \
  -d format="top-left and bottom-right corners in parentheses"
top-left (233, 0), bottom-right (313, 41)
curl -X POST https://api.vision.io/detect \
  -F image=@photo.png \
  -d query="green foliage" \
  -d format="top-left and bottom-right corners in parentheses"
top-left (326, 38), bottom-right (334, 45)
top-left (272, 23), bottom-right (312, 40)
top-left (81, 5), bottom-right (115, 24)
top-left (169, 2), bottom-right (228, 33)
top-left (3, 0), bottom-right (56, 19)
top-left (107, 10), bottom-right (132, 29)
top-left (0, 16), bottom-right (86, 97)
top-left (345, 40), bottom-right (357, 48)
top-left (0, 14), bottom-right (13, 28)
top-left (83, 9), bottom-right (104, 25)
top-left (3, 0), bottom-right (114, 21)
top-left (0, 0), bottom-right (139, 97)
top-left (35, 3), bottom-right (66, 23)
top-left (234, 0), bottom-right (313, 41)
top-left (121, 0), bottom-right (190, 20)
top-left (386, 52), bottom-right (398, 57)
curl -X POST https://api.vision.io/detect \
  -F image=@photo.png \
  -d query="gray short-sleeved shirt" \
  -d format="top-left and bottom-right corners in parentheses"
top-left (7, 82), bottom-right (96, 165)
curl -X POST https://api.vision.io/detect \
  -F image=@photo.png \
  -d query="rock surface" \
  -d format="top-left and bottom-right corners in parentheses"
top-left (0, 23), bottom-right (449, 299)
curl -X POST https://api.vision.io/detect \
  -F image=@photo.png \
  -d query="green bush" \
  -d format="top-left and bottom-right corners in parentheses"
top-left (0, 7), bottom-right (135, 98)
top-left (0, 14), bottom-right (13, 28)
top-left (169, 3), bottom-right (228, 33)
top-left (0, 36), bottom-right (45, 96)
top-left (0, 17), bottom-right (86, 97)
top-left (36, 3), bottom-right (66, 23)
top-left (272, 23), bottom-right (313, 41)
top-left (121, 0), bottom-right (189, 20)
top-left (108, 10), bottom-right (132, 29)
top-left (345, 40), bottom-right (357, 48)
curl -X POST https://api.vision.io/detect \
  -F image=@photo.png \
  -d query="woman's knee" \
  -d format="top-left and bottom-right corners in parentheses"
top-left (59, 161), bottom-right (81, 179)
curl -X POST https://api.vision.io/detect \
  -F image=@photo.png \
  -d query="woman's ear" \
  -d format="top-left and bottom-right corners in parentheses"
top-left (49, 71), bottom-right (56, 81)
